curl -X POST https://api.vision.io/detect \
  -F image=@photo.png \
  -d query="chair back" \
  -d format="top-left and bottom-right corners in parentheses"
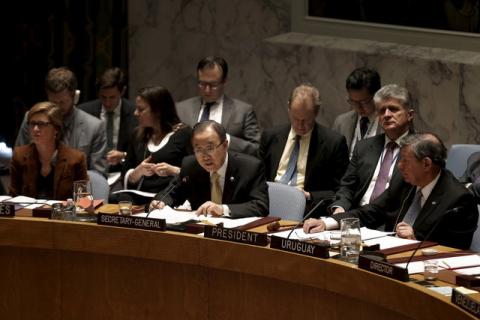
top-left (267, 181), bottom-right (306, 221)
top-left (446, 144), bottom-right (480, 179)
top-left (87, 170), bottom-right (110, 203)
top-left (470, 206), bottom-right (480, 252)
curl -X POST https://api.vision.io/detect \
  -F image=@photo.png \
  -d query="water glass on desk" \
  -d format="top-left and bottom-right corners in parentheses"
top-left (118, 201), bottom-right (133, 216)
top-left (73, 180), bottom-right (94, 215)
top-left (424, 260), bottom-right (439, 280)
top-left (340, 218), bottom-right (362, 264)
top-left (51, 203), bottom-right (63, 220)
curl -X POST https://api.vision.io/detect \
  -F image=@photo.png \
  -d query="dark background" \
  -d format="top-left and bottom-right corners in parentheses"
top-left (3, 0), bottom-right (128, 147)
top-left (308, 0), bottom-right (480, 33)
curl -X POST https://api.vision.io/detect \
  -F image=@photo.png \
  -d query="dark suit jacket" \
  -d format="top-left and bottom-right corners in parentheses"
top-left (176, 95), bottom-right (260, 156)
top-left (332, 134), bottom-right (407, 211)
top-left (260, 123), bottom-right (349, 204)
top-left (9, 143), bottom-right (88, 200)
top-left (156, 152), bottom-right (269, 218)
top-left (78, 98), bottom-right (137, 149)
top-left (334, 169), bottom-right (478, 249)
top-left (78, 98), bottom-right (137, 172)
top-left (332, 110), bottom-right (383, 151)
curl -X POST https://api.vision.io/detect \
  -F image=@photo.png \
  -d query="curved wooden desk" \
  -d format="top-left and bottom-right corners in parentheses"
top-left (0, 217), bottom-right (475, 320)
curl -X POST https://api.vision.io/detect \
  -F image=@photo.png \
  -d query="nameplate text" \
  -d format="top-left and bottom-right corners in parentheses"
top-left (97, 213), bottom-right (166, 232)
top-left (204, 225), bottom-right (268, 247)
top-left (358, 254), bottom-right (409, 282)
top-left (452, 288), bottom-right (480, 318)
top-left (0, 203), bottom-right (15, 217)
top-left (269, 236), bottom-right (330, 259)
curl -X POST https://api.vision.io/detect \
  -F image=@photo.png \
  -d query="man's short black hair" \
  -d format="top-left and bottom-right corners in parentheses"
top-left (346, 67), bottom-right (381, 95)
top-left (197, 56), bottom-right (228, 82)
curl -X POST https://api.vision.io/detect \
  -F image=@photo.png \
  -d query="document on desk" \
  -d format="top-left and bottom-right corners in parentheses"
top-left (136, 206), bottom-right (260, 229)
top-left (396, 254), bottom-right (480, 274)
top-left (363, 235), bottom-right (419, 250)
top-left (272, 227), bottom-right (393, 241)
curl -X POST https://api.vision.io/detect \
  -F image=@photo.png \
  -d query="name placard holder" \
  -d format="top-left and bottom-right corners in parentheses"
top-left (204, 225), bottom-right (268, 247)
top-left (0, 203), bottom-right (15, 217)
top-left (269, 236), bottom-right (330, 259)
top-left (358, 254), bottom-right (409, 282)
top-left (97, 213), bottom-right (166, 232)
top-left (452, 288), bottom-right (480, 318)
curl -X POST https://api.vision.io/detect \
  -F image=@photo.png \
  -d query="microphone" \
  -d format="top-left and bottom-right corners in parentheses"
top-left (286, 196), bottom-right (335, 239)
top-left (147, 175), bottom-right (189, 217)
top-left (404, 206), bottom-right (464, 270)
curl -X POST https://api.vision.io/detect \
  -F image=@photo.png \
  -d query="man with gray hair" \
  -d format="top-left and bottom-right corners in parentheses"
top-left (329, 84), bottom-right (414, 215)
top-left (260, 83), bottom-right (349, 216)
top-left (304, 133), bottom-right (478, 249)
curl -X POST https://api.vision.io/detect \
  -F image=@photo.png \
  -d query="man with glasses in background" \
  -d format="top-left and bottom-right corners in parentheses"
top-left (176, 56), bottom-right (261, 156)
top-left (333, 67), bottom-right (383, 158)
top-left (150, 120), bottom-right (268, 218)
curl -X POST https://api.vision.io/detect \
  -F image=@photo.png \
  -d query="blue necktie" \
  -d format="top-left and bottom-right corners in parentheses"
top-left (402, 189), bottom-right (423, 225)
top-left (280, 135), bottom-right (300, 186)
top-left (200, 102), bottom-right (214, 122)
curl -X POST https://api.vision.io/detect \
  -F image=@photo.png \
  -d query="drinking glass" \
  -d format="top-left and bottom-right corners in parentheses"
top-left (424, 260), bottom-right (439, 281)
top-left (118, 201), bottom-right (133, 216)
top-left (73, 180), bottom-right (94, 215)
top-left (340, 218), bottom-right (362, 264)
top-left (51, 203), bottom-right (64, 220)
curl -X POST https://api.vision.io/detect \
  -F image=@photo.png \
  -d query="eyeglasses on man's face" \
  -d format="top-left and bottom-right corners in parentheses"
top-left (28, 121), bottom-right (52, 129)
top-left (193, 141), bottom-right (225, 155)
top-left (347, 96), bottom-right (374, 107)
top-left (197, 81), bottom-right (223, 91)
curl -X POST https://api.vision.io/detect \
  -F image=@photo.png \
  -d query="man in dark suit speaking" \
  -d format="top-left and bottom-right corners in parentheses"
top-left (176, 56), bottom-right (260, 156)
top-left (304, 133), bottom-right (478, 250)
top-left (150, 120), bottom-right (269, 218)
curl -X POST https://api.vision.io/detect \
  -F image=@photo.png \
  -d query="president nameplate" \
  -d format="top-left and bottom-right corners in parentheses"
top-left (204, 225), bottom-right (268, 247)
top-left (97, 213), bottom-right (166, 232)
top-left (358, 254), bottom-right (409, 282)
top-left (0, 203), bottom-right (15, 217)
top-left (269, 236), bottom-right (330, 259)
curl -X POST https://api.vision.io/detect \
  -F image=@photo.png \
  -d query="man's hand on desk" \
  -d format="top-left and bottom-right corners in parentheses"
top-left (396, 222), bottom-right (416, 240)
top-left (303, 218), bottom-right (327, 233)
top-left (149, 200), bottom-right (166, 212)
top-left (196, 201), bottom-right (224, 217)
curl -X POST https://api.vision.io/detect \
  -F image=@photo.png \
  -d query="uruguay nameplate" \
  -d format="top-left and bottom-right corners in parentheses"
top-left (203, 225), bottom-right (268, 247)
top-left (452, 288), bottom-right (480, 318)
top-left (97, 213), bottom-right (166, 232)
top-left (358, 254), bottom-right (409, 282)
top-left (0, 203), bottom-right (15, 217)
top-left (270, 236), bottom-right (330, 259)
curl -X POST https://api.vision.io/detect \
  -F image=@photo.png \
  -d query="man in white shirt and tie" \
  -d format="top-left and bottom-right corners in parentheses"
top-left (329, 84), bottom-right (415, 215)
top-left (303, 133), bottom-right (478, 249)
top-left (176, 56), bottom-right (261, 156)
top-left (150, 120), bottom-right (268, 218)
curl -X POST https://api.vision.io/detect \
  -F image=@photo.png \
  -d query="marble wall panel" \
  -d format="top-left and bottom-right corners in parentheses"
top-left (129, 0), bottom-right (480, 146)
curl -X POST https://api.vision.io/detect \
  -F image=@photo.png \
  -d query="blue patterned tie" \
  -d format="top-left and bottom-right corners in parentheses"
top-left (279, 135), bottom-right (300, 186)
top-left (402, 189), bottom-right (423, 225)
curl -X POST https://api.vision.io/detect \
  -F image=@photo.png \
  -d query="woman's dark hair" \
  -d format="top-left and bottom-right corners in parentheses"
top-left (136, 86), bottom-right (181, 143)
